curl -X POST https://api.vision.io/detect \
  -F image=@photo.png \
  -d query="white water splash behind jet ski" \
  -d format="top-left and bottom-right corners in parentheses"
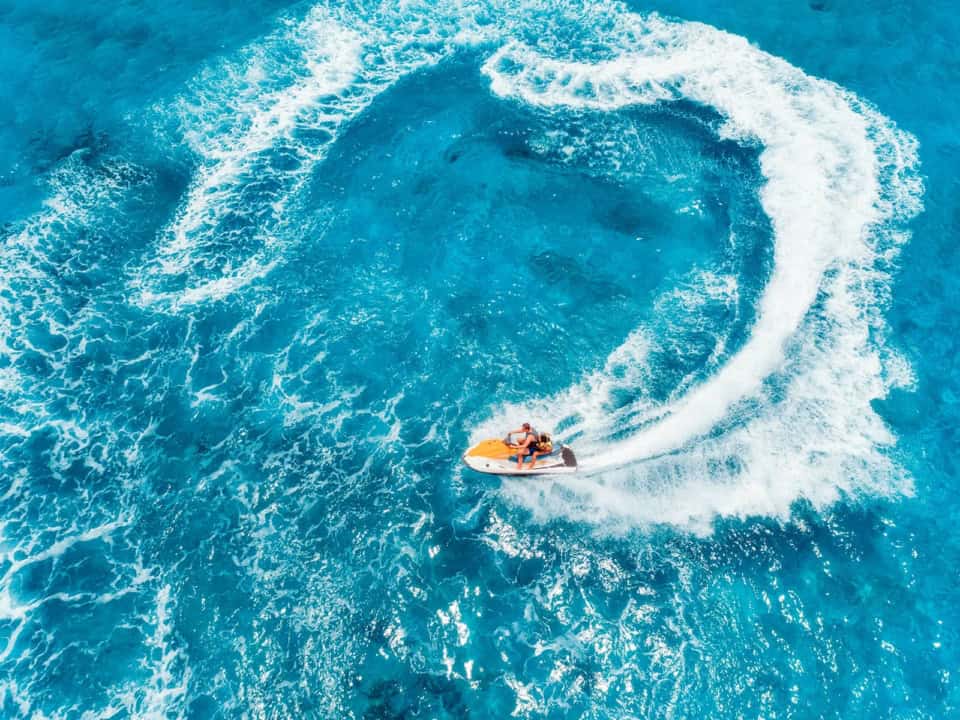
top-left (473, 15), bottom-right (922, 529)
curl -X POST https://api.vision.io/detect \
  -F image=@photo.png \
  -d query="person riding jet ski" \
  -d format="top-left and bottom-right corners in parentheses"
top-left (463, 427), bottom-right (574, 476)
top-left (505, 422), bottom-right (553, 469)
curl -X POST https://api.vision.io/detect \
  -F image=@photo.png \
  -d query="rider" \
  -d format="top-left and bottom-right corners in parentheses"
top-left (508, 422), bottom-right (540, 469)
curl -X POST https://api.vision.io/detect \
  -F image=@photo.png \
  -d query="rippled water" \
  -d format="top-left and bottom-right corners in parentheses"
top-left (0, 0), bottom-right (956, 717)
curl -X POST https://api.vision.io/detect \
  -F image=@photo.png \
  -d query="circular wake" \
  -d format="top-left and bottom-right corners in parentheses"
top-left (133, 0), bottom-right (919, 532)
top-left (470, 15), bottom-right (923, 530)
top-left (0, 1), bottom-right (927, 717)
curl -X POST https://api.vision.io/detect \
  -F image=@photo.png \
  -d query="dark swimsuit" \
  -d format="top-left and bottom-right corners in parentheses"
top-left (522, 431), bottom-right (539, 455)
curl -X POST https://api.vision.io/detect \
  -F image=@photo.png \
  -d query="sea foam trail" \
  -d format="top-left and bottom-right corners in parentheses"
top-left (134, 9), bottom-right (364, 308)
top-left (135, 2), bottom-right (496, 310)
top-left (128, 0), bottom-right (922, 530)
top-left (135, 8), bottom-right (438, 309)
top-left (478, 15), bottom-right (922, 531)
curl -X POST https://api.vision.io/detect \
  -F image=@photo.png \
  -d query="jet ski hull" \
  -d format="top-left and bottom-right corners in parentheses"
top-left (463, 439), bottom-right (578, 476)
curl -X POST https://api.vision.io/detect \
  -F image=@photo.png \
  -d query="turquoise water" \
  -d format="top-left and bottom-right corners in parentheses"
top-left (0, 0), bottom-right (956, 717)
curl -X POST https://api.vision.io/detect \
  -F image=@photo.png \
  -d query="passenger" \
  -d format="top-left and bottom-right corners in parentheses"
top-left (508, 422), bottom-right (540, 469)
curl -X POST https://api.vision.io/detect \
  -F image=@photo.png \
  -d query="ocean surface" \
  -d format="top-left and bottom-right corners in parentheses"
top-left (0, 0), bottom-right (956, 717)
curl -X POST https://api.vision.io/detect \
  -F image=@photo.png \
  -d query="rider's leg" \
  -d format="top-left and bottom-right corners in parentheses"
top-left (516, 447), bottom-right (528, 469)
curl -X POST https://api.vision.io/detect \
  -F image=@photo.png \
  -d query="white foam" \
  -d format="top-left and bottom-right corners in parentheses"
top-left (133, 10), bottom-right (367, 307)
top-left (125, 0), bottom-right (920, 531)
top-left (133, 0), bottom-right (579, 309)
top-left (0, 154), bottom-right (144, 405)
top-left (479, 12), bottom-right (921, 530)
top-left (134, 3), bottom-right (473, 309)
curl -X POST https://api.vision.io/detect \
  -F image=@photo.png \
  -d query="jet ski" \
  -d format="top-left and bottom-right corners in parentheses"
top-left (462, 433), bottom-right (578, 476)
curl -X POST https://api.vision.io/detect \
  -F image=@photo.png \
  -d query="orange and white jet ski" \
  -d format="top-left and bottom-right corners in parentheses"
top-left (462, 433), bottom-right (578, 476)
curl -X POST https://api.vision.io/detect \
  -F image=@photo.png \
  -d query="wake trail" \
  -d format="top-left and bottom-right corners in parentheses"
top-left (477, 14), bottom-right (921, 530)
top-left (117, 0), bottom-right (921, 530)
